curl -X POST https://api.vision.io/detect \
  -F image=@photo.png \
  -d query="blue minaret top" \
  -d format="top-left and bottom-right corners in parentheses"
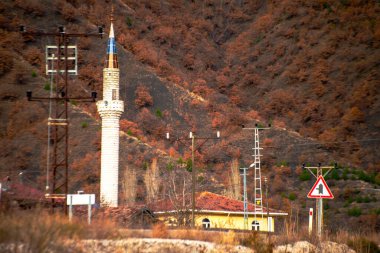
top-left (105, 22), bottom-right (118, 69)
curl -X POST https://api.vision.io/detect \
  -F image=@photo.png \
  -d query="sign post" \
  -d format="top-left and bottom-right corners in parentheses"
top-left (307, 175), bottom-right (334, 238)
top-left (66, 194), bottom-right (95, 224)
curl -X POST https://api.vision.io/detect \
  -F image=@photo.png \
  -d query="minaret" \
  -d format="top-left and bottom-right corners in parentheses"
top-left (97, 13), bottom-right (124, 207)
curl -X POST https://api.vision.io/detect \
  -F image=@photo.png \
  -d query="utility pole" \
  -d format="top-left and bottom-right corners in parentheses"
top-left (166, 130), bottom-right (220, 228)
top-left (21, 25), bottom-right (103, 213)
top-left (243, 124), bottom-right (270, 225)
top-left (303, 163), bottom-right (335, 239)
top-left (240, 167), bottom-right (249, 230)
top-left (264, 176), bottom-right (270, 232)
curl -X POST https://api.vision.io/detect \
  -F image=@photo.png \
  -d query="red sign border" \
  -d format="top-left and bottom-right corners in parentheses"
top-left (307, 175), bottom-right (334, 199)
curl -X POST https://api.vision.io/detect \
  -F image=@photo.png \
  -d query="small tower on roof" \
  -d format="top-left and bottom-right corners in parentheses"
top-left (96, 7), bottom-right (124, 207)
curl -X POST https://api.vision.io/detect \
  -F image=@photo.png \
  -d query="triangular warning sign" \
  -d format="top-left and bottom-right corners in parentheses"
top-left (307, 175), bottom-right (334, 199)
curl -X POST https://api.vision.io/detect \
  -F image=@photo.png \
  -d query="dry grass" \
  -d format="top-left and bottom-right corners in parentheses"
top-left (328, 230), bottom-right (380, 253)
top-left (0, 208), bottom-right (121, 252)
top-left (0, 209), bottom-right (85, 252)
top-left (0, 210), bottom-right (378, 253)
top-left (151, 222), bottom-right (168, 238)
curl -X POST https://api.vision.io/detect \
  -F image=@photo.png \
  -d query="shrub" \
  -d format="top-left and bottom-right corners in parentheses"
top-left (288, 192), bottom-right (297, 201)
top-left (24, 47), bottom-right (42, 66)
top-left (81, 122), bottom-right (88, 128)
top-left (330, 169), bottom-right (340, 180)
top-left (60, 3), bottom-right (77, 22)
top-left (135, 85), bottom-right (153, 108)
top-left (166, 162), bottom-right (174, 171)
top-left (348, 207), bottom-right (362, 217)
top-left (155, 108), bottom-right (163, 118)
top-left (44, 83), bottom-right (51, 90)
top-left (299, 170), bottom-right (311, 181)
top-left (126, 16), bottom-right (133, 27)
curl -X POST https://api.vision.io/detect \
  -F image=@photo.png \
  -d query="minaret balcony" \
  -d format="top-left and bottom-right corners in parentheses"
top-left (97, 100), bottom-right (124, 113)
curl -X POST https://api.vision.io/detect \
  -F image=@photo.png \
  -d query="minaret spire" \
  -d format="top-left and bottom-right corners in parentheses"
top-left (106, 4), bottom-right (118, 69)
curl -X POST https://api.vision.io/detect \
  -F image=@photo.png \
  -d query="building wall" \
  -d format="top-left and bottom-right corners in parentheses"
top-left (195, 213), bottom-right (274, 232)
top-left (158, 212), bottom-right (276, 232)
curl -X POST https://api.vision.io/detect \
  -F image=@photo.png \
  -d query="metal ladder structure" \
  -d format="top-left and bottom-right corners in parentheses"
top-left (253, 127), bottom-right (263, 220)
top-left (244, 124), bottom-right (269, 229)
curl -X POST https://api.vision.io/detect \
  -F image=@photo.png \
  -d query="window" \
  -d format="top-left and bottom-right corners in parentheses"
top-left (168, 218), bottom-right (177, 227)
top-left (252, 221), bottom-right (260, 231)
top-left (112, 89), bottom-right (117, 100)
top-left (202, 218), bottom-right (211, 229)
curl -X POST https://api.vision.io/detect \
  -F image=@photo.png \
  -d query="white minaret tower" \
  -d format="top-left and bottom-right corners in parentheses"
top-left (97, 14), bottom-right (124, 207)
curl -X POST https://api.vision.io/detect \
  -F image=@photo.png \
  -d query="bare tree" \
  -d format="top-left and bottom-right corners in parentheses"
top-left (225, 158), bottom-right (241, 200)
top-left (161, 162), bottom-right (193, 227)
top-left (144, 158), bottom-right (160, 203)
top-left (122, 165), bottom-right (137, 205)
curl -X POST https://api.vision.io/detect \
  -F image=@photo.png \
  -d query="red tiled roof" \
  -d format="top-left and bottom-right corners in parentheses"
top-left (152, 191), bottom-right (286, 214)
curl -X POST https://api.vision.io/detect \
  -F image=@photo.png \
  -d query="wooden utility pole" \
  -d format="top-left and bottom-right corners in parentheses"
top-left (166, 131), bottom-right (220, 228)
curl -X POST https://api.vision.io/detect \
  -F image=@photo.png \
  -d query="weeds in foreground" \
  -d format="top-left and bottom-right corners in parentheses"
top-left (0, 210), bottom-right (378, 253)
top-left (152, 222), bottom-right (168, 238)
top-left (0, 209), bottom-right (121, 252)
top-left (330, 230), bottom-right (380, 253)
top-left (0, 209), bottom-right (85, 252)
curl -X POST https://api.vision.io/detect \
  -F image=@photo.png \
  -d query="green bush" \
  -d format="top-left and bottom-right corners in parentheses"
top-left (299, 170), bottom-right (311, 181)
top-left (348, 207), bottom-right (362, 217)
top-left (81, 122), bottom-right (88, 128)
top-left (288, 192), bottom-right (297, 201)
top-left (126, 16), bottom-right (133, 27)
top-left (323, 2), bottom-right (333, 13)
top-left (177, 157), bottom-right (184, 164)
top-left (32, 71), bottom-right (37, 77)
top-left (186, 158), bottom-right (192, 172)
top-left (330, 169), bottom-right (340, 180)
top-left (155, 108), bottom-right (163, 118)
top-left (363, 196), bottom-right (371, 203)
top-left (375, 173), bottom-right (380, 185)
top-left (166, 161), bottom-right (174, 171)
top-left (342, 169), bottom-right (348, 180)
top-left (44, 83), bottom-right (51, 90)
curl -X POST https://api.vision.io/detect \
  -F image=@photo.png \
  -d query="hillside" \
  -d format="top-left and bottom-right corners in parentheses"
top-left (0, 0), bottom-right (379, 232)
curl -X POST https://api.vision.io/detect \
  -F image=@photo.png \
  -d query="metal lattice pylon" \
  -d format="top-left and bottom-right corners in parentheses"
top-left (253, 128), bottom-right (263, 221)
